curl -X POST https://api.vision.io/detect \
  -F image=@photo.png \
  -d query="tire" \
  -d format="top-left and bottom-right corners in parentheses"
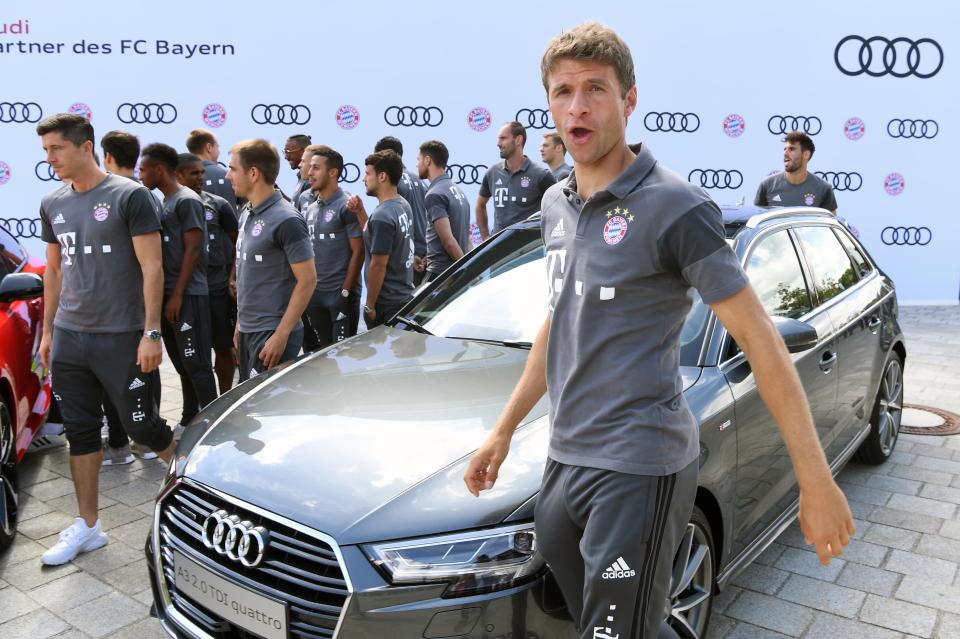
top-left (0, 401), bottom-right (18, 551)
top-left (666, 506), bottom-right (716, 639)
top-left (854, 352), bottom-right (904, 465)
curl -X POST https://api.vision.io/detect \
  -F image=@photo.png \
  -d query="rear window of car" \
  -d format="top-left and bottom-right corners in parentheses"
top-left (794, 225), bottom-right (858, 304)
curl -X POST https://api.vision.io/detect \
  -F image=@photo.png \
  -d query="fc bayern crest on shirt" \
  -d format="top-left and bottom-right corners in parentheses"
top-left (844, 117), bottom-right (865, 140)
top-left (251, 219), bottom-right (265, 237)
top-left (520, 176), bottom-right (531, 188)
top-left (205, 209), bottom-right (214, 221)
top-left (468, 107), bottom-right (492, 132)
top-left (324, 210), bottom-right (335, 223)
top-left (723, 114), bottom-right (746, 138)
top-left (803, 193), bottom-right (815, 205)
top-left (602, 208), bottom-right (632, 245)
top-left (336, 105), bottom-right (360, 130)
top-left (203, 103), bottom-right (227, 128)
top-left (93, 203), bottom-right (110, 222)
top-left (68, 102), bottom-right (93, 120)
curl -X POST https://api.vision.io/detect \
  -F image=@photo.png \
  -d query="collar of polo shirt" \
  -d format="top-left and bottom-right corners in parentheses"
top-left (562, 143), bottom-right (656, 203)
top-left (252, 190), bottom-right (283, 216)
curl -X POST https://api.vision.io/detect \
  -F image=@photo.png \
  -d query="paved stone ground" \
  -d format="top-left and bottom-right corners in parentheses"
top-left (0, 306), bottom-right (958, 639)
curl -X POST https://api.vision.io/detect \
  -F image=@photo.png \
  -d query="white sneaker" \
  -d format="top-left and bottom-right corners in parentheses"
top-left (41, 518), bottom-right (108, 565)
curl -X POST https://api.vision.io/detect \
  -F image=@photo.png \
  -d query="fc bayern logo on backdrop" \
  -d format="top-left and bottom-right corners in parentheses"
top-left (469, 222), bottom-right (483, 247)
top-left (844, 117), bottom-right (865, 140)
top-left (603, 215), bottom-right (628, 245)
top-left (203, 103), bottom-right (227, 128)
top-left (884, 173), bottom-right (905, 195)
top-left (468, 107), bottom-right (492, 132)
top-left (336, 105), bottom-right (360, 130)
top-left (722, 114), bottom-right (745, 138)
top-left (93, 204), bottom-right (109, 222)
top-left (0, 162), bottom-right (11, 185)
top-left (69, 102), bottom-right (92, 120)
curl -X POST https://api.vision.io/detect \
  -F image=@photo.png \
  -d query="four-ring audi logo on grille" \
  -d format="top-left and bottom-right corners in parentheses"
top-left (887, 118), bottom-right (938, 139)
top-left (116, 102), bottom-right (177, 124)
top-left (446, 163), bottom-right (487, 185)
top-left (767, 115), bottom-right (822, 135)
top-left (251, 104), bottom-right (311, 125)
top-left (881, 226), bottom-right (931, 246)
top-left (834, 36), bottom-right (944, 78)
top-left (34, 161), bottom-right (60, 182)
top-left (688, 169), bottom-right (743, 190)
top-left (814, 171), bottom-right (863, 191)
top-left (0, 218), bottom-right (43, 239)
top-left (202, 509), bottom-right (270, 567)
top-left (338, 162), bottom-right (360, 184)
top-left (515, 108), bottom-right (554, 130)
top-left (644, 112), bottom-right (700, 133)
top-left (0, 102), bottom-right (43, 124)
top-left (384, 106), bottom-right (443, 127)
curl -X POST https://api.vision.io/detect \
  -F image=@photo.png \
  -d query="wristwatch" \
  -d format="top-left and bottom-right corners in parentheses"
top-left (340, 289), bottom-right (350, 299)
top-left (363, 305), bottom-right (374, 314)
top-left (144, 329), bottom-right (161, 341)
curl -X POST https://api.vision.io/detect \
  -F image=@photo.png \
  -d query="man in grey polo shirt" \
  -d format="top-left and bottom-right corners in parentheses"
top-left (464, 23), bottom-right (855, 639)
top-left (346, 150), bottom-right (414, 328)
top-left (755, 130), bottom-right (838, 214)
top-left (186, 128), bottom-right (237, 206)
top-left (294, 143), bottom-right (321, 213)
top-left (227, 139), bottom-right (316, 381)
top-left (540, 131), bottom-right (572, 180)
top-left (36, 113), bottom-right (175, 565)
top-left (374, 136), bottom-right (428, 283)
top-left (284, 134), bottom-right (312, 207)
top-left (475, 121), bottom-right (556, 240)
top-left (303, 145), bottom-right (363, 350)
top-left (416, 139), bottom-right (470, 281)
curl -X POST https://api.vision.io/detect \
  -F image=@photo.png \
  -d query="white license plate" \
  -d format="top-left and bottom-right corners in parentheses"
top-left (173, 550), bottom-right (287, 639)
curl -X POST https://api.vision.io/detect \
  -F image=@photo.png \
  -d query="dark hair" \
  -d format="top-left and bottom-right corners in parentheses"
top-left (230, 139), bottom-right (281, 184)
top-left (36, 113), bottom-right (94, 147)
top-left (543, 131), bottom-right (565, 152)
top-left (507, 121), bottom-right (527, 146)
top-left (374, 135), bottom-right (403, 156)
top-left (286, 134), bottom-right (312, 148)
top-left (185, 128), bottom-right (216, 154)
top-left (785, 131), bottom-right (815, 158)
top-left (419, 140), bottom-right (449, 168)
top-left (141, 143), bottom-right (179, 172)
top-left (364, 149), bottom-right (404, 186)
top-left (100, 130), bottom-right (140, 170)
top-left (176, 153), bottom-right (203, 171)
top-left (308, 144), bottom-right (344, 179)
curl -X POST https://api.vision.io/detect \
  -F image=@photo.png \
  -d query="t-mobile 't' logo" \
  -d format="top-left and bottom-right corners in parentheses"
top-left (493, 187), bottom-right (509, 207)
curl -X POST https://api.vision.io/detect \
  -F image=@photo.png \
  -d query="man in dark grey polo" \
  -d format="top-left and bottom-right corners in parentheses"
top-left (227, 139), bottom-right (316, 381)
top-left (755, 130), bottom-right (838, 214)
top-left (36, 113), bottom-right (174, 565)
top-left (417, 140), bottom-right (470, 281)
top-left (540, 131), bottom-right (572, 180)
top-left (475, 121), bottom-right (556, 240)
top-left (139, 143), bottom-right (218, 429)
top-left (176, 153), bottom-right (239, 393)
top-left (294, 144), bottom-right (321, 213)
top-left (186, 128), bottom-right (237, 206)
top-left (302, 145), bottom-right (364, 350)
top-left (465, 23), bottom-right (855, 639)
top-left (284, 134), bottom-right (312, 207)
top-left (374, 136), bottom-right (428, 283)
top-left (346, 150), bottom-right (414, 328)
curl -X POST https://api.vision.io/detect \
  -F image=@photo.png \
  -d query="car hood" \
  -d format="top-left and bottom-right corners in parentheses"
top-left (180, 326), bottom-right (703, 545)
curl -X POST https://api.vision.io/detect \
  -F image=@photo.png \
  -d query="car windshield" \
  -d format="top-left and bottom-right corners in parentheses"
top-left (402, 227), bottom-right (711, 365)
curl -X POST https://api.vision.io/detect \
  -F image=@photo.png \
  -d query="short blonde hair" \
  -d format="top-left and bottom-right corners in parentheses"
top-left (229, 139), bottom-right (280, 185)
top-left (540, 22), bottom-right (635, 98)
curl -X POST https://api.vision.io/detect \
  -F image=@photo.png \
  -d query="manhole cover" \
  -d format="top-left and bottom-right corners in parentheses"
top-left (900, 404), bottom-right (960, 436)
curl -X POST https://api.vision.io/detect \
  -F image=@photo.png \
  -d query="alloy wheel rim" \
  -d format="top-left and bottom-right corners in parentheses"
top-left (878, 360), bottom-right (904, 455)
top-left (0, 407), bottom-right (16, 536)
top-left (668, 522), bottom-right (714, 639)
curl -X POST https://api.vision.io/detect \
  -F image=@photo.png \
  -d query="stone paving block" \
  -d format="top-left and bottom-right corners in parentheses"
top-left (773, 547), bottom-right (845, 582)
top-left (101, 480), bottom-right (161, 508)
top-left (837, 483), bottom-right (892, 507)
top-left (863, 522), bottom-right (921, 551)
top-left (919, 483), bottom-right (960, 505)
top-left (131, 463), bottom-right (168, 483)
top-left (44, 493), bottom-right (118, 516)
top-left (104, 518), bottom-right (151, 549)
top-left (776, 573), bottom-right (865, 618)
top-left (725, 621), bottom-right (790, 638)
top-left (938, 612), bottom-right (960, 639)
top-left (837, 538), bottom-right (888, 568)
top-left (18, 466), bottom-right (64, 489)
top-left (18, 511), bottom-right (79, 541)
top-left (23, 477), bottom-right (78, 501)
top-left (836, 562), bottom-right (901, 597)
top-left (97, 504), bottom-right (148, 532)
top-left (100, 560), bottom-right (150, 594)
top-left (887, 451), bottom-right (917, 466)
top-left (0, 533), bottom-right (48, 568)
top-left (28, 572), bottom-right (113, 613)
top-left (0, 558), bottom-right (78, 591)
top-left (859, 593), bottom-right (938, 637)
top-left (70, 540), bottom-right (143, 577)
top-left (886, 493), bottom-right (956, 519)
top-left (845, 499), bottom-right (875, 520)
top-left (915, 533), bottom-right (960, 564)
top-left (864, 473), bottom-right (923, 495)
top-left (941, 519), bottom-right (960, 541)
top-left (868, 505), bottom-right (944, 533)
top-left (131, 587), bottom-right (154, 607)
top-left (884, 548), bottom-right (957, 583)
top-left (726, 590), bottom-right (813, 636)
top-left (60, 592), bottom-right (149, 638)
top-left (95, 469), bottom-right (140, 492)
top-left (911, 454), bottom-right (960, 475)
top-left (713, 584), bottom-right (742, 615)
top-left (0, 585), bottom-right (41, 623)
top-left (0, 607), bottom-right (71, 639)
top-left (896, 575), bottom-right (960, 616)
top-left (910, 442), bottom-right (956, 459)
top-left (888, 463), bottom-right (953, 486)
top-left (803, 612), bottom-right (902, 639)
top-left (103, 617), bottom-right (169, 639)
top-left (17, 496), bottom-right (54, 522)
top-left (731, 563), bottom-right (790, 595)
top-left (135, 501), bottom-right (156, 517)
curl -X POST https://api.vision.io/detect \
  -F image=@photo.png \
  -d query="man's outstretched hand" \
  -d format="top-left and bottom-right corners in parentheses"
top-left (798, 479), bottom-right (856, 565)
top-left (463, 433), bottom-right (511, 497)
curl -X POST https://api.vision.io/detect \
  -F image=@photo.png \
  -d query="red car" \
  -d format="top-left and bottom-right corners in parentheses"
top-left (0, 224), bottom-right (51, 551)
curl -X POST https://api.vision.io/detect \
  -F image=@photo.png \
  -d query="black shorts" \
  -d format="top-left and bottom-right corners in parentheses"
top-left (237, 328), bottom-right (304, 382)
top-left (209, 289), bottom-right (235, 352)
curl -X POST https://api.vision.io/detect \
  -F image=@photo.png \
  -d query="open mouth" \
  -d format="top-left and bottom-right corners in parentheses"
top-left (569, 127), bottom-right (592, 144)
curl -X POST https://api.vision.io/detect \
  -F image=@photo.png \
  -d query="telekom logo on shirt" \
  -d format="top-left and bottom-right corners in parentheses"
top-left (493, 187), bottom-right (509, 207)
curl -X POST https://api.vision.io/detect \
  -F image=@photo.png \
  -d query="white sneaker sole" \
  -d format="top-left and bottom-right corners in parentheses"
top-left (41, 532), bottom-right (109, 566)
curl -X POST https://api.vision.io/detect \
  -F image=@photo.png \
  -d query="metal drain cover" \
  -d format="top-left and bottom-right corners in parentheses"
top-left (900, 404), bottom-right (960, 436)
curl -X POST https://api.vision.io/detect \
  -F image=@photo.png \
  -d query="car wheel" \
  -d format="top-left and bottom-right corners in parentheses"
top-left (854, 352), bottom-right (904, 465)
top-left (666, 506), bottom-right (715, 639)
top-left (0, 401), bottom-right (18, 551)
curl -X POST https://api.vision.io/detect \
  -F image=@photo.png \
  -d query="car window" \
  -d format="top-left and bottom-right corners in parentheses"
top-left (745, 230), bottom-right (812, 319)
top-left (833, 228), bottom-right (872, 278)
top-left (794, 226), bottom-right (858, 304)
top-left (0, 226), bottom-right (26, 278)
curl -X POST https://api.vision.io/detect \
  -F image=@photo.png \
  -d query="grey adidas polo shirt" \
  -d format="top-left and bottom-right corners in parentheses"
top-left (398, 168), bottom-right (428, 257)
top-left (291, 173), bottom-right (311, 212)
top-left (754, 171), bottom-right (838, 211)
top-left (200, 191), bottom-right (239, 294)
top-left (235, 191), bottom-right (314, 333)
top-left (202, 160), bottom-right (235, 205)
top-left (479, 157), bottom-right (556, 232)
top-left (541, 144), bottom-right (749, 476)
top-left (424, 175), bottom-right (470, 275)
top-left (39, 174), bottom-right (161, 333)
top-left (552, 163), bottom-right (572, 181)
top-left (304, 188), bottom-right (362, 294)
top-left (364, 197), bottom-right (415, 308)
top-left (161, 186), bottom-right (208, 296)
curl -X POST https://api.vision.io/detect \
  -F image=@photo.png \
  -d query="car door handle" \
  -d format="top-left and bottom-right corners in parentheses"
top-left (819, 351), bottom-right (838, 372)
top-left (867, 316), bottom-right (881, 332)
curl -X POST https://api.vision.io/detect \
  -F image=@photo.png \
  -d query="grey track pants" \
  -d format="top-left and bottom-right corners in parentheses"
top-left (535, 458), bottom-right (698, 639)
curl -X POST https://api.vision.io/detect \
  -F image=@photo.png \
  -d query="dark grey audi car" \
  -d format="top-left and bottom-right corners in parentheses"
top-left (147, 206), bottom-right (906, 639)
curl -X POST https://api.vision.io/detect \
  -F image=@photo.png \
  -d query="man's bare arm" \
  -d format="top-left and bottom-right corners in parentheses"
top-left (132, 232), bottom-right (164, 372)
top-left (38, 243), bottom-right (63, 368)
top-left (433, 217), bottom-right (465, 262)
top-left (475, 195), bottom-right (490, 241)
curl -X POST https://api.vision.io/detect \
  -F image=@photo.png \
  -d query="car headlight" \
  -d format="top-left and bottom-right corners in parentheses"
top-left (365, 523), bottom-right (545, 597)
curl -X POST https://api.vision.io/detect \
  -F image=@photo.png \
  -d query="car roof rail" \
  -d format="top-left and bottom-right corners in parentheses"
top-left (744, 207), bottom-right (833, 229)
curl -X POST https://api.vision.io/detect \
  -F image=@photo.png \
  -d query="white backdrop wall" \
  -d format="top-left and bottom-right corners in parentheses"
top-left (0, 0), bottom-right (954, 302)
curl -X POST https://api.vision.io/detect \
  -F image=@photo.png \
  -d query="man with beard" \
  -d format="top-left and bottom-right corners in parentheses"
top-left (373, 136), bottom-right (428, 283)
top-left (417, 140), bottom-right (470, 281)
top-left (754, 131), bottom-right (838, 214)
top-left (475, 121), bottom-right (556, 240)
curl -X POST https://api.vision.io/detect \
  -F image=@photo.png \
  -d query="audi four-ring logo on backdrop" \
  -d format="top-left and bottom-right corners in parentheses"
top-left (881, 226), bottom-right (931, 246)
top-left (0, 102), bottom-right (43, 123)
top-left (251, 104), bottom-right (311, 125)
top-left (834, 36), bottom-right (944, 78)
top-left (384, 106), bottom-right (443, 127)
top-left (767, 115), bottom-right (822, 135)
top-left (815, 171), bottom-right (863, 191)
top-left (688, 169), bottom-right (743, 189)
top-left (643, 112), bottom-right (700, 133)
top-left (887, 119), bottom-right (938, 139)
top-left (202, 509), bottom-right (270, 567)
top-left (35, 161), bottom-right (60, 182)
top-left (446, 164), bottom-right (488, 185)
top-left (338, 162), bottom-right (360, 184)
top-left (0, 218), bottom-right (43, 239)
top-left (116, 103), bottom-right (177, 124)
top-left (515, 108), bottom-right (554, 130)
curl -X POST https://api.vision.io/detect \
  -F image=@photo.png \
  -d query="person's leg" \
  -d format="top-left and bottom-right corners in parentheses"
top-left (301, 311), bottom-right (320, 352)
top-left (280, 328), bottom-right (304, 364)
top-left (347, 291), bottom-right (361, 337)
top-left (102, 396), bottom-right (128, 449)
top-left (306, 297), bottom-right (335, 351)
top-left (172, 295), bottom-right (218, 417)
top-left (208, 290), bottom-right (236, 394)
top-left (161, 309), bottom-right (195, 424)
top-left (238, 330), bottom-right (271, 381)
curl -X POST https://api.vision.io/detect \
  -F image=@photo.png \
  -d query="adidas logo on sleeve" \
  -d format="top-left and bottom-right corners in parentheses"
top-left (551, 219), bottom-right (566, 238)
top-left (601, 557), bottom-right (635, 580)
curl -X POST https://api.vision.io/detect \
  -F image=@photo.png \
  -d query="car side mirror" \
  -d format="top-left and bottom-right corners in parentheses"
top-left (772, 315), bottom-right (818, 353)
top-left (0, 272), bottom-right (43, 304)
